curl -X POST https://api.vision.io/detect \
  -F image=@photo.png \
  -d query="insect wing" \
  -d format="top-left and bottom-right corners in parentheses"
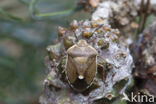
top-left (66, 55), bottom-right (77, 84)
top-left (85, 56), bottom-right (97, 84)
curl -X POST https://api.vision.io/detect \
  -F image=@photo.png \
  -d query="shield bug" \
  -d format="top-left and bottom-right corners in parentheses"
top-left (65, 39), bottom-right (98, 92)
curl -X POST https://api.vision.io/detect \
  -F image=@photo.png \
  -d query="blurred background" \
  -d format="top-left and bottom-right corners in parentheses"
top-left (0, 0), bottom-right (90, 104)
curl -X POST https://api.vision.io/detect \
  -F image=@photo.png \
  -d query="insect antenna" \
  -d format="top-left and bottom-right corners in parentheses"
top-left (92, 24), bottom-right (104, 35)
top-left (73, 30), bottom-right (79, 42)
top-left (91, 24), bottom-right (104, 45)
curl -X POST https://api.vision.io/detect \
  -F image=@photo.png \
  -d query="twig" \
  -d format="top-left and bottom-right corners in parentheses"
top-left (137, 0), bottom-right (144, 36)
top-left (136, 0), bottom-right (150, 40)
top-left (141, 0), bottom-right (150, 31)
top-left (0, 8), bottom-right (24, 22)
top-left (29, 0), bottom-right (82, 20)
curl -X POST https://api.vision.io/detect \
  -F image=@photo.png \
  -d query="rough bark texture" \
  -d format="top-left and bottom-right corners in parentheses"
top-left (133, 21), bottom-right (156, 97)
top-left (38, 0), bottom-right (144, 104)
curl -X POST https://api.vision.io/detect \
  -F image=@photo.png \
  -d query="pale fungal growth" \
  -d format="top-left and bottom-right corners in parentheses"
top-left (92, 0), bottom-right (138, 24)
top-left (40, 19), bottom-right (133, 104)
top-left (91, 0), bottom-right (139, 45)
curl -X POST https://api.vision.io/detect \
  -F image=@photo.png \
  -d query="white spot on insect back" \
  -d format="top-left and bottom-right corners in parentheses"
top-left (78, 75), bottom-right (84, 80)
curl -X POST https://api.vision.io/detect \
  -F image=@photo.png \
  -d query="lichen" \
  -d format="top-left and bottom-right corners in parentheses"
top-left (39, 19), bottom-right (134, 104)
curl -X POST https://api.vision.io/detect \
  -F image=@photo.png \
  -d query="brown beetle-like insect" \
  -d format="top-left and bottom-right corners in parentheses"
top-left (66, 39), bottom-right (98, 91)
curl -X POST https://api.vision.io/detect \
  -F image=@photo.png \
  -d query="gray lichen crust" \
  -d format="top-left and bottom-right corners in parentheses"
top-left (92, 0), bottom-right (138, 45)
top-left (39, 20), bottom-right (133, 104)
top-left (92, 0), bottom-right (138, 23)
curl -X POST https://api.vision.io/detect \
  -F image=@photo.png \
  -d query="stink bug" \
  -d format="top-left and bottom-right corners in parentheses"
top-left (66, 39), bottom-right (98, 91)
